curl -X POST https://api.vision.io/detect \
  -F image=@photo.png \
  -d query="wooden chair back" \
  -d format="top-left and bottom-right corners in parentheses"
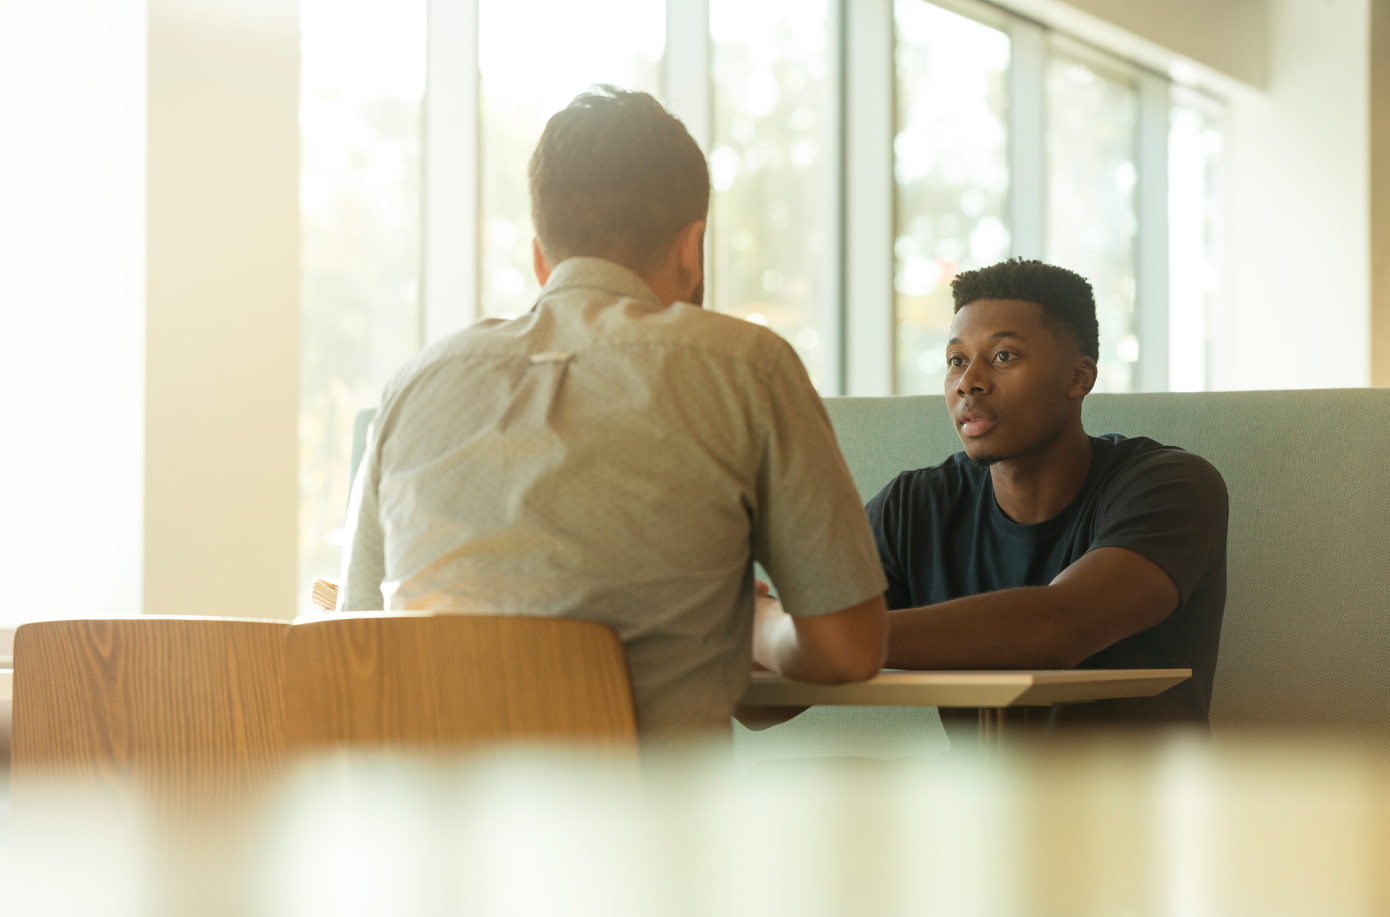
top-left (284, 612), bottom-right (638, 753)
top-left (11, 617), bottom-right (290, 801)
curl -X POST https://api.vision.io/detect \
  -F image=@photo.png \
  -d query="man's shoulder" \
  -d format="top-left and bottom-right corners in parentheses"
top-left (415, 301), bottom-right (793, 378)
top-left (635, 303), bottom-right (800, 376)
top-left (377, 317), bottom-right (511, 405)
top-left (874, 451), bottom-right (985, 510)
top-left (1096, 434), bottom-right (1227, 496)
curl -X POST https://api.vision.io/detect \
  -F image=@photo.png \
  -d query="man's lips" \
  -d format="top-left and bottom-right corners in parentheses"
top-left (957, 412), bottom-right (998, 437)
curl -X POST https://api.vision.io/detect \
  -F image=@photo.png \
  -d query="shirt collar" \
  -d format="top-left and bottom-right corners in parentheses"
top-left (539, 257), bottom-right (664, 309)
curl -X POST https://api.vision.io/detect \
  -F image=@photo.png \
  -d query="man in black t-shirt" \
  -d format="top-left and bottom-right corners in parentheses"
top-left (866, 259), bottom-right (1227, 729)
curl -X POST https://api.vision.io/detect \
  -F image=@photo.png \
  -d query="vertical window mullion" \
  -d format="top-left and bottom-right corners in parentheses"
top-left (664, 0), bottom-right (710, 150)
top-left (1135, 71), bottom-right (1171, 392)
top-left (844, 0), bottom-right (895, 396)
top-left (1007, 18), bottom-right (1045, 262)
top-left (821, 0), bottom-right (846, 396)
top-left (421, 0), bottom-right (481, 344)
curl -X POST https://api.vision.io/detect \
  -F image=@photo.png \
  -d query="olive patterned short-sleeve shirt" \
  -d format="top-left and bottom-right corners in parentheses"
top-left (341, 258), bottom-right (886, 734)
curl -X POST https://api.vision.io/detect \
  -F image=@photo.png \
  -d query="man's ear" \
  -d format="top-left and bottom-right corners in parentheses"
top-left (1070, 356), bottom-right (1099, 398)
top-left (532, 238), bottom-right (552, 287)
top-left (678, 220), bottom-right (705, 286)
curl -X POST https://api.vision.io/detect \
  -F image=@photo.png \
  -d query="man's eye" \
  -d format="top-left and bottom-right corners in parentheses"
top-left (994, 351), bottom-right (1014, 363)
top-left (947, 355), bottom-right (964, 367)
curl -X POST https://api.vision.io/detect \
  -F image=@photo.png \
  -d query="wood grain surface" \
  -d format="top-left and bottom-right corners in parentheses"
top-left (10, 617), bottom-right (290, 806)
top-left (284, 612), bottom-right (638, 753)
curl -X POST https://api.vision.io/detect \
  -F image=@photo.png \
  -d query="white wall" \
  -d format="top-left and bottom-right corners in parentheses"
top-left (1217, 0), bottom-right (1371, 390)
top-left (145, 0), bottom-right (300, 619)
top-left (0, 0), bottom-right (147, 627)
top-left (0, 0), bottom-right (300, 629)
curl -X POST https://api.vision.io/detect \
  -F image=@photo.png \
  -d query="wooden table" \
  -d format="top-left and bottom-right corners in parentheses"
top-left (739, 668), bottom-right (1191, 746)
top-left (0, 668), bottom-right (1191, 749)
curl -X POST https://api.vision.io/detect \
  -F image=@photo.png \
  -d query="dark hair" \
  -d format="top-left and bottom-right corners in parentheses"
top-left (950, 259), bottom-right (1100, 361)
top-left (528, 86), bottom-right (710, 271)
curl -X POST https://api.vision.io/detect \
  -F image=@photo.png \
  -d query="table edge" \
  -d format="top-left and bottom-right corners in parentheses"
top-left (748, 668), bottom-right (1190, 687)
top-left (740, 668), bottom-right (1192, 708)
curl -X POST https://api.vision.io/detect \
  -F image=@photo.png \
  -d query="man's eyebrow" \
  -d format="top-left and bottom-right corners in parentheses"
top-left (946, 331), bottom-right (1026, 346)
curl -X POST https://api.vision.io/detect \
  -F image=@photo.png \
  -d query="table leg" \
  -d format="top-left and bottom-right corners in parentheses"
top-left (978, 707), bottom-right (1006, 751)
top-left (977, 707), bottom-right (1042, 752)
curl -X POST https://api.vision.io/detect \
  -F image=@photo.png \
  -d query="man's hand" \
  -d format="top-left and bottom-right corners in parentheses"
top-left (752, 582), bottom-right (887, 684)
top-left (886, 546), bottom-right (1180, 670)
top-left (733, 700), bottom-right (805, 730)
top-left (751, 579), bottom-right (779, 660)
top-left (733, 581), bottom-right (804, 730)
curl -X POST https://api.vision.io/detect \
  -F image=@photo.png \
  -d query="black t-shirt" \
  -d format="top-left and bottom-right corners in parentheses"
top-left (866, 434), bottom-right (1228, 727)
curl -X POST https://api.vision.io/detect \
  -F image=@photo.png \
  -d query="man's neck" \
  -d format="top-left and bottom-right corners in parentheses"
top-left (637, 261), bottom-right (696, 308)
top-left (988, 426), bottom-right (1093, 525)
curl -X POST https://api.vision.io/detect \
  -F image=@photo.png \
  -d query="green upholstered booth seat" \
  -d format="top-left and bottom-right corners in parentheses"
top-left (351, 388), bottom-right (1390, 754)
top-left (803, 390), bottom-right (1390, 749)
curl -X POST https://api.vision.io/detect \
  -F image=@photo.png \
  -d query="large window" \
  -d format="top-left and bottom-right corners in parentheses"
top-left (1045, 45), bottom-right (1140, 393)
top-left (886, 3), bottom-right (1223, 396)
top-left (300, 0), bottom-right (1226, 603)
top-left (709, 0), bottom-right (834, 389)
top-left (299, 0), bottom-right (427, 612)
top-left (893, 0), bottom-right (1010, 395)
top-left (478, 0), bottom-right (665, 320)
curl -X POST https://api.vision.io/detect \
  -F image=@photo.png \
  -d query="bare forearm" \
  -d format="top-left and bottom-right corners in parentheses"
top-left (754, 595), bottom-right (887, 683)
top-left (885, 587), bottom-right (1090, 670)
top-left (753, 613), bottom-right (847, 683)
top-left (886, 548), bottom-right (1182, 671)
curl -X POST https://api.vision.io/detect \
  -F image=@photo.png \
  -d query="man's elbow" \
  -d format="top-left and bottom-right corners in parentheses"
top-left (1039, 599), bottom-right (1169, 669)
top-left (791, 594), bottom-right (888, 683)
top-left (1037, 619), bottom-right (1124, 670)
top-left (1031, 616), bottom-right (1102, 670)
top-left (819, 625), bottom-right (888, 683)
top-left (801, 650), bottom-right (883, 685)
top-left (830, 647), bottom-right (887, 683)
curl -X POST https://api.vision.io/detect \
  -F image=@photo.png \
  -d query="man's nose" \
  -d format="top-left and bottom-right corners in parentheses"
top-left (957, 359), bottom-right (989, 395)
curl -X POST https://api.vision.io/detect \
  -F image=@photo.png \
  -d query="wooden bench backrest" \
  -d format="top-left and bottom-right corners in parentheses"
top-left (12, 617), bottom-right (289, 801)
top-left (284, 612), bottom-right (638, 752)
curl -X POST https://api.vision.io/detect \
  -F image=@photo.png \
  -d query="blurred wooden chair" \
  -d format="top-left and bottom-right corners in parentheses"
top-left (11, 617), bottom-right (290, 804)
top-left (284, 612), bottom-right (638, 754)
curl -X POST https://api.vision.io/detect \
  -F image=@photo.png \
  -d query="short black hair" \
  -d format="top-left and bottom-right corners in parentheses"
top-left (529, 86), bottom-right (710, 271)
top-left (951, 259), bottom-right (1100, 361)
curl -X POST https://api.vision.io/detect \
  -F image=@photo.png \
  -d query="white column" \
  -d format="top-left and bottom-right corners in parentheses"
top-left (144, 0), bottom-right (301, 619)
top-left (421, 0), bottom-right (480, 344)
top-left (0, 0), bottom-right (147, 626)
top-left (844, 0), bottom-right (895, 396)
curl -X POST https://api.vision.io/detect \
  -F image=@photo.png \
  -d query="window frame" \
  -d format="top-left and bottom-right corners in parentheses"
top-left (417, 0), bottom-right (1222, 395)
top-left (1166, 83), bottom-right (1228, 393)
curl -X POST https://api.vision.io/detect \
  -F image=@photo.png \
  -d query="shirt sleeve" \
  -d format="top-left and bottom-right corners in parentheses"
top-left (865, 476), bottom-right (915, 611)
top-left (338, 418), bottom-right (388, 611)
top-left (750, 341), bottom-right (888, 617)
top-left (1089, 449), bottom-right (1229, 603)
